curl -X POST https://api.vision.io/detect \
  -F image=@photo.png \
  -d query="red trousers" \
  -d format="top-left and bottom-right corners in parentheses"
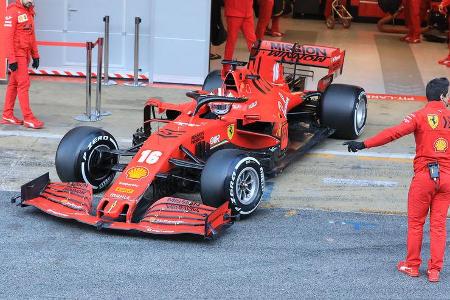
top-left (271, 16), bottom-right (281, 33)
top-left (224, 16), bottom-right (256, 61)
top-left (3, 56), bottom-right (34, 119)
top-left (256, 0), bottom-right (274, 39)
top-left (406, 169), bottom-right (450, 271)
top-left (324, 0), bottom-right (333, 18)
top-left (404, 0), bottom-right (422, 39)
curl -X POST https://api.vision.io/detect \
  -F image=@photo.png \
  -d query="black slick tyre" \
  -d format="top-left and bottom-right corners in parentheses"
top-left (200, 149), bottom-right (264, 215)
top-left (55, 126), bottom-right (119, 193)
top-left (320, 84), bottom-right (367, 140)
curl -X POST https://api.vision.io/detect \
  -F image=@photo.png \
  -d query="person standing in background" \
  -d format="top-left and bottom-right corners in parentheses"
top-left (255, 0), bottom-right (274, 39)
top-left (223, 0), bottom-right (256, 73)
top-left (266, 0), bottom-right (284, 37)
top-left (437, 0), bottom-right (450, 67)
top-left (210, 0), bottom-right (226, 60)
top-left (401, 0), bottom-right (422, 43)
top-left (2, 0), bottom-right (43, 129)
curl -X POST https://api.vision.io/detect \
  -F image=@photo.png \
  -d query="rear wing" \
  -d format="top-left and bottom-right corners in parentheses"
top-left (251, 40), bottom-right (345, 75)
top-left (248, 40), bottom-right (346, 92)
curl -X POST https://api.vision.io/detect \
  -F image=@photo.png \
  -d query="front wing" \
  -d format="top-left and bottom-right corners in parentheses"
top-left (17, 173), bottom-right (232, 238)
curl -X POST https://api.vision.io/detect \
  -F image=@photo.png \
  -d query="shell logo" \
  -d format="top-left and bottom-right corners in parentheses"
top-left (434, 138), bottom-right (448, 153)
top-left (126, 167), bottom-right (149, 180)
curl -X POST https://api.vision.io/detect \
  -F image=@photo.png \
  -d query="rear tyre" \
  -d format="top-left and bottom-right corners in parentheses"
top-left (320, 84), bottom-right (367, 140)
top-left (201, 149), bottom-right (264, 215)
top-left (55, 126), bottom-right (119, 193)
top-left (202, 70), bottom-right (223, 92)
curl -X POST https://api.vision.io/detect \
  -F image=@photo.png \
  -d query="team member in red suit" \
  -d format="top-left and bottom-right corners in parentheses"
top-left (401, 0), bottom-right (422, 43)
top-left (256, 0), bottom-right (274, 39)
top-left (324, 0), bottom-right (333, 19)
top-left (266, 0), bottom-right (284, 37)
top-left (437, 0), bottom-right (450, 67)
top-left (344, 77), bottom-right (450, 283)
top-left (223, 0), bottom-right (256, 72)
top-left (2, 0), bottom-right (43, 129)
top-left (267, 15), bottom-right (283, 37)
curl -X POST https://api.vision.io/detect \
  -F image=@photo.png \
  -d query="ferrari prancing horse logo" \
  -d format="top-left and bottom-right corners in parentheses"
top-left (227, 124), bottom-right (235, 140)
top-left (427, 114), bottom-right (439, 129)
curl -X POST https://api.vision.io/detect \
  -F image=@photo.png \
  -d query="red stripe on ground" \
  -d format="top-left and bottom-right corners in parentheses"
top-left (40, 70), bottom-right (49, 75)
top-left (367, 93), bottom-right (427, 102)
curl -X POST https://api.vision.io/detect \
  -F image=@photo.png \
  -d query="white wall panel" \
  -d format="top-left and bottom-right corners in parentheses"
top-left (31, 0), bottom-right (210, 84)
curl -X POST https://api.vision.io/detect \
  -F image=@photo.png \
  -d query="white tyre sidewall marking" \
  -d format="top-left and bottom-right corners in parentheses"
top-left (81, 135), bottom-right (117, 190)
top-left (229, 156), bottom-right (265, 215)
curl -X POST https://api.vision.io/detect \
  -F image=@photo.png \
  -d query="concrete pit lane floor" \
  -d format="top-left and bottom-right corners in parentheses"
top-left (0, 80), bottom-right (449, 298)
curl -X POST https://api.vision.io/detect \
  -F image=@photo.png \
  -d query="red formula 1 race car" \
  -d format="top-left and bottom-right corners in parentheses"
top-left (16, 40), bottom-right (367, 238)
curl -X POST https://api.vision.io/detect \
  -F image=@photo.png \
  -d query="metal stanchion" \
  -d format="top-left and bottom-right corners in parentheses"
top-left (125, 17), bottom-right (146, 87)
top-left (75, 42), bottom-right (98, 121)
top-left (102, 16), bottom-right (117, 86)
top-left (95, 38), bottom-right (111, 117)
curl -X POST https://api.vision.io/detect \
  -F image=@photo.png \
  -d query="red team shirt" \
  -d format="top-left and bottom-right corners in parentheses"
top-left (4, 0), bottom-right (39, 63)
top-left (364, 101), bottom-right (450, 174)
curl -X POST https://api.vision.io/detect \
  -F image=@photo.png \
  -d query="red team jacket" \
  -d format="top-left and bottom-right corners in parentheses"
top-left (364, 101), bottom-right (450, 174)
top-left (4, 0), bottom-right (39, 64)
top-left (224, 0), bottom-right (254, 17)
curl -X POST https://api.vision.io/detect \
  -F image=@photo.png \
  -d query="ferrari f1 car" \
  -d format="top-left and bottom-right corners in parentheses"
top-left (16, 40), bottom-right (367, 238)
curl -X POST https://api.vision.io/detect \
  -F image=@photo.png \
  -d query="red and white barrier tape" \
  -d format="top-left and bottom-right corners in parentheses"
top-left (28, 68), bottom-right (149, 80)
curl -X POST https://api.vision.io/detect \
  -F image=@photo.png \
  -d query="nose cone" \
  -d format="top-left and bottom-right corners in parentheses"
top-left (102, 199), bottom-right (129, 220)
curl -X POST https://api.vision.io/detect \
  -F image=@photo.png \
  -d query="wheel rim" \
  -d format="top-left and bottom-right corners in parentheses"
top-left (355, 96), bottom-right (367, 130)
top-left (236, 167), bottom-right (259, 205)
top-left (87, 145), bottom-right (115, 181)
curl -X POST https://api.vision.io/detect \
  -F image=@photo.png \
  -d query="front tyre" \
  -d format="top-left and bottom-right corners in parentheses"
top-left (55, 126), bottom-right (119, 193)
top-left (201, 149), bottom-right (264, 215)
top-left (320, 84), bottom-right (367, 140)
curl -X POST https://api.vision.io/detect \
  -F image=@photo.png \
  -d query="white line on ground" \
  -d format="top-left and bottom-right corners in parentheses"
top-left (0, 130), bottom-right (132, 144)
top-left (0, 130), bottom-right (63, 140)
top-left (323, 177), bottom-right (398, 187)
top-left (310, 150), bottom-right (414, 160)
top-left (0, 130), bottom-right (414, 159)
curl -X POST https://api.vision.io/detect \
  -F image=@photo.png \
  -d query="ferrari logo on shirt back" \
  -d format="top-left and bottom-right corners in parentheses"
top-left (227, 124), bottom-right (235, 140)
top-left (427, 114), bottom-right (439, 129)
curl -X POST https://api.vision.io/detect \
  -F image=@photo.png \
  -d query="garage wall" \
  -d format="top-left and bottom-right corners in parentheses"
top-left (149, 0), bottom-right (211, 84)
top-left (27, 0), bottom-right (210, 84)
